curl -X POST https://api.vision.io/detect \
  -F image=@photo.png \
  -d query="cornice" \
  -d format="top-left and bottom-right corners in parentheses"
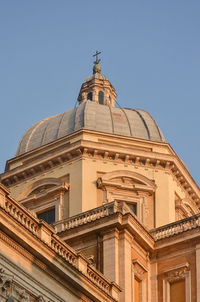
top-left (3, 129), bottom-right (170, 170)
top-left (1, 137), bottom-right (199, 206)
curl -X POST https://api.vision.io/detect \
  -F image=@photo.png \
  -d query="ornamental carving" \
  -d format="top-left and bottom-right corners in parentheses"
top-left (13, 286), bottom-right (29, 302)
top-left (37, 295), bottom-right (46, 302)
top-left (166, 263), bottom-right (190, 283)
top-left (0, 268), bottom-right (13, 295)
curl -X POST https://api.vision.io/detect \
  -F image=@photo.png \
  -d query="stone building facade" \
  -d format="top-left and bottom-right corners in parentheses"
top-left (0, 59), bottom-right (200, 302)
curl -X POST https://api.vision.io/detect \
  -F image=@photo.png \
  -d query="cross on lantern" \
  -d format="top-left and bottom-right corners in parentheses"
top-left (93, 50), bottom-right (101, 64)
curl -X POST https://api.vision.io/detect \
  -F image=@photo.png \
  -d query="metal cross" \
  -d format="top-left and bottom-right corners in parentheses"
top-left (93, 50), bottom-right (101, 64)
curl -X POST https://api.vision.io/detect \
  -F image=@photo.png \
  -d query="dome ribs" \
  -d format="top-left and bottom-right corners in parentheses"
top-left (133, 109), bottom-right (150, 140)
top-left (55, 112), bottom-right (65, 140)
top-left (108, 106), bottom-right (114, 134)
top-left (16, 102), bottom-right (166, 156)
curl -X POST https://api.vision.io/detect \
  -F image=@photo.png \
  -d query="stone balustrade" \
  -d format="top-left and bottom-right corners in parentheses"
top-left (51, 236), bottom-right (77, 266)
top-left (0, 185), bottom-right (39, 237)
top-left (0, 184), bottom-right (120, 299)
top-left (87, 265), bottom-right (111, 293)
top-left (53, 197), bottom-right (200, 244)
top-left (151, 213), bottom-right (200, 241)
top-left (54, 200), bottom-right (132, 233)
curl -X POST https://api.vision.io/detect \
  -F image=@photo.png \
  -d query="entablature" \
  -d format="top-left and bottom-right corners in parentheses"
top-left (1, 134), bottom-right (199, 207)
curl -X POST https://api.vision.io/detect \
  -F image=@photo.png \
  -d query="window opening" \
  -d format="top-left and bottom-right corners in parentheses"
top-left (87, 92), bottom-right (93, 101)
top-left (98, 91), bottom-right (104, 104)
top-left (128, 202), bottom-right (137, 215)
top-left (38, 208), bottom-right (55, 224)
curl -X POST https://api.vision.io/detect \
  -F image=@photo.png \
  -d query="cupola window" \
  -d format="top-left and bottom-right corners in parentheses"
top-left (87, 92), bottom-right (93, 101)
top-left (98, 91), bottom-right (104, 105)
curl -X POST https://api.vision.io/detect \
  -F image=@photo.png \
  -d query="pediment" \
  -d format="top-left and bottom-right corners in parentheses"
top-left (17, 178), bottom-right (63, 201)
top-left (97, 170), bottom-right (156, 193)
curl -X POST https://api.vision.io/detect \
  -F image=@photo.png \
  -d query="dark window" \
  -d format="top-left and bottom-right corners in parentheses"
top-left (38, 208), bottom-right (55, 224)
top-left (128, 203), bottom-right (137, 215)
top-left (87, 92), bottom-right (93, 101)
top-left (98, 91), bottom-right (104, 104)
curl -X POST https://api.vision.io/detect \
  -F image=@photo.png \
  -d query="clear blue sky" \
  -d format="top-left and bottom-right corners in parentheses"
top-left (0, 1), bottom-right (199, 185)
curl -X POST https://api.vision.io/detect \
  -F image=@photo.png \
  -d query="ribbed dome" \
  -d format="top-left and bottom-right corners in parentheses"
top-left (16, 101), bottom-right (166, 156)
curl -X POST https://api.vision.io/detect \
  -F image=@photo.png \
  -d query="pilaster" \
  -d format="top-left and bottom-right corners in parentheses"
top-left (119, 229), bottom-right (133, 302)
top-left (103, 228), bottom-right (119, 284)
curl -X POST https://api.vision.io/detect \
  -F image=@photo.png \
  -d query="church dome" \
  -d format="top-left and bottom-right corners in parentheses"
top-left (16, 101), bottom-right (166, 156)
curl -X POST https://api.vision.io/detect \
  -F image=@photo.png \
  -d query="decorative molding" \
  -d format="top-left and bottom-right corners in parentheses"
top-left (167, 266), bottom-right (189, 283)
top-left (175, 198), bottom-right (198, 220)
top-left (132, 259), bottom-right (147, 280)
top-left (163, 262), bottom-right (191, 302)
top-left (0, 231), bottom-right (48, 272)
top-left (1, 138), bottom-right (199, 206)
top-left (13, 286), bottom-right (29, 302)
top-left (0, 255), bottom-right (65, 302)
top-left (19, 182), bottom-right (69, 206)
top-left (37, 295), bottom-right (46, 302)
top-left (97, 170), bottom-right (156, 195)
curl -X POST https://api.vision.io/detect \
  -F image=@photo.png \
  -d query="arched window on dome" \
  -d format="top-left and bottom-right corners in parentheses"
top-left (98, 91), bottom-right (104, 105)
top-left (87, 92), bottom-right (93, 101)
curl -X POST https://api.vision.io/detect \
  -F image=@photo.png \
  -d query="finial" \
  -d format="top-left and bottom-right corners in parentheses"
top-left (93, 50), bottom-right (101, 74)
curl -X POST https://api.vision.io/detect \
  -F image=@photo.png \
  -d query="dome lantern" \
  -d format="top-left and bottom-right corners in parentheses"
top-left (77, 51), bottom-right (117, 107)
